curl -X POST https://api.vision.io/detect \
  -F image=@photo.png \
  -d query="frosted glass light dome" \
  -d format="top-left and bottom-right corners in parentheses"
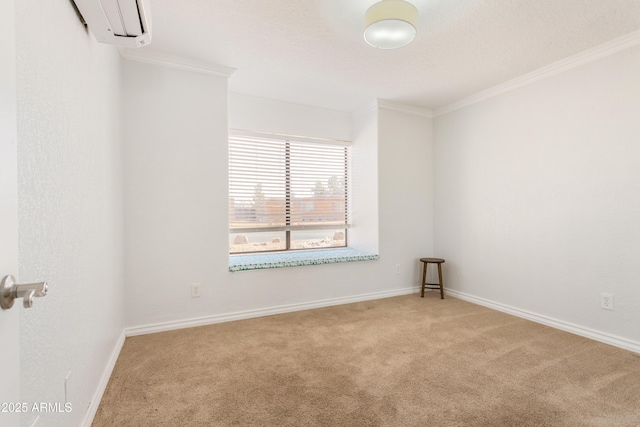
top-left (364, 0), bottom-right (418, 49)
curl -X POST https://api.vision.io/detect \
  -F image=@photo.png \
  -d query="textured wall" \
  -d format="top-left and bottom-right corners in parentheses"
top-left (123, 59), bottom-right (434, 328)
top-left (0, 0), bottom-right (20, 421)
top-left (434, 45), bottom-right (640, 344)
top-left (16, 1), bottom-right (125, 426)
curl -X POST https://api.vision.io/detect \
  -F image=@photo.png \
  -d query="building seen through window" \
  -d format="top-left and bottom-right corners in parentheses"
top-left (229, 131), bottom-right (351, 254)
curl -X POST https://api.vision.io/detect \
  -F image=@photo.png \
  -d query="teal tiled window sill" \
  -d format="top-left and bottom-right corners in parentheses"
top-left (229, 248), bottom-right (379, 272)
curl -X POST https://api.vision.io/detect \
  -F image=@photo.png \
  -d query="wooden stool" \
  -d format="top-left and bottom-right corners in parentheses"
top-left (420, 258), bottom-right (445, 299)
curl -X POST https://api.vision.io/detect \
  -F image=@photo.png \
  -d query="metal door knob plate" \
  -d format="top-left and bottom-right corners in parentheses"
top-left (1, 275), bottom-right (48, 310)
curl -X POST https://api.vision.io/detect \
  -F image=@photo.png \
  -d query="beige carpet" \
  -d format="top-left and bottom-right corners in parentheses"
top-left (93, 293), bottom-right (640, 426)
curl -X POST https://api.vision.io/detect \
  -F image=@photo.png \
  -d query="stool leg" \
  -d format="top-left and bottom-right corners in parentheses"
top-left (421, 262), bottom-right (427, 298)
top-left (437, 263), bottom-right (444, 299)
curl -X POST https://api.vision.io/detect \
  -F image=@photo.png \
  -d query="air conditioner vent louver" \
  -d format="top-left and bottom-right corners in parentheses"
top-left (72, 0), bottom-right (152, 47)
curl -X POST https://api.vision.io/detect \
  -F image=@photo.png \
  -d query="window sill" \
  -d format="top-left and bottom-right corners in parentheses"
top-left (229, 248), bottom-right (379, 272)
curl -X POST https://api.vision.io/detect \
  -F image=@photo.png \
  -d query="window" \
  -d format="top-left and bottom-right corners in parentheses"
top-left (229, 130), bottom-right (351, 254)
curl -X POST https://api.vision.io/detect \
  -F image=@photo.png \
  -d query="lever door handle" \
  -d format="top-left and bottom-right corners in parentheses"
top-left (1, 275), bottom-right (48, 309)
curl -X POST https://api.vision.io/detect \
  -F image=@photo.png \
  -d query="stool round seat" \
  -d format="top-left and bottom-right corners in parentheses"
top-left (420, 257), bottom-right (445, 264)
top-left (419, 258), bottom-right (445, 299)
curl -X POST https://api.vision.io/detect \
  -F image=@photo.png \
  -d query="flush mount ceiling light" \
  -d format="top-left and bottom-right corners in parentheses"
top-left (364, 0), bottom-right (418, 49)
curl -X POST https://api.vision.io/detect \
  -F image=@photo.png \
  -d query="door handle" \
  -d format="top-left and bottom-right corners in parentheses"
top-left (1, 275), bottom-right (48, 309)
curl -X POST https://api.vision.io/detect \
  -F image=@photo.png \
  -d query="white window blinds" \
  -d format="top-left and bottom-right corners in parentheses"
top-left (229, 130), bottom-right (351, 234)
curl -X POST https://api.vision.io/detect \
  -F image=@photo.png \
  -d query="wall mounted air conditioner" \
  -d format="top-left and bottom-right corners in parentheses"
top-left (73, 0), bottom-right (152, 48)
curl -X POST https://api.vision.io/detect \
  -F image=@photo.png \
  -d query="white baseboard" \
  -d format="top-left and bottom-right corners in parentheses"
top-left (126, 286), bottom-right (421, 337)
top-left (80, 286), bottom-right (639, 427)
top-left (445, 289), bottom-right (640, 354)
top-left (80, 287), bottom-right (420, 426)
top-left (81, 330), bottom-right (126, 427)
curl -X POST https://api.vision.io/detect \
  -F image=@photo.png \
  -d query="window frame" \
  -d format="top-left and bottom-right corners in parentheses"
top-left (229, 130), bottom-right (351, 255)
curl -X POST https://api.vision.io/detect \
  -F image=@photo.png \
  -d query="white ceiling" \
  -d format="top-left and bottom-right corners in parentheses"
top-left (138, 0), bottom-right (640, 112)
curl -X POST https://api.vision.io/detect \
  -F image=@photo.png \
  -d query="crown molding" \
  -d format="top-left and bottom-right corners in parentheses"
top-left (377, 99), bottom-right (434, 118)
top-left (435, 29), bottom-right (640, 117)
top-left (118, 48), bottom-right (236, 78)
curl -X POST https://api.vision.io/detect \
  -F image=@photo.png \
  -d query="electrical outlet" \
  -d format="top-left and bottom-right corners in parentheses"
top-left (395, 264), bottom-right (401, 275)
top-left (600, 293), bottom-right (614, 310)
top-left (191, 283), bottom-right (201, 298)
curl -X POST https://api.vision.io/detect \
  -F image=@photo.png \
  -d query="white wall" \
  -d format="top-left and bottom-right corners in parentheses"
top-left (122, 60), bottom-right (231, 327)
top-left (350, 105), bottom-right (379, 254)
top-left (229, 92), bottom-right (352, 141)
top-left (0, 0), bottom-right (20, 421)
top-left (16, 1), bottom-right (125, 426)
top-left (379, 108), bottom-right (434, 273)
top-left (123, 63), bottom-right (434, 328)
top-left (434, 45), bottom-right (640, 345)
